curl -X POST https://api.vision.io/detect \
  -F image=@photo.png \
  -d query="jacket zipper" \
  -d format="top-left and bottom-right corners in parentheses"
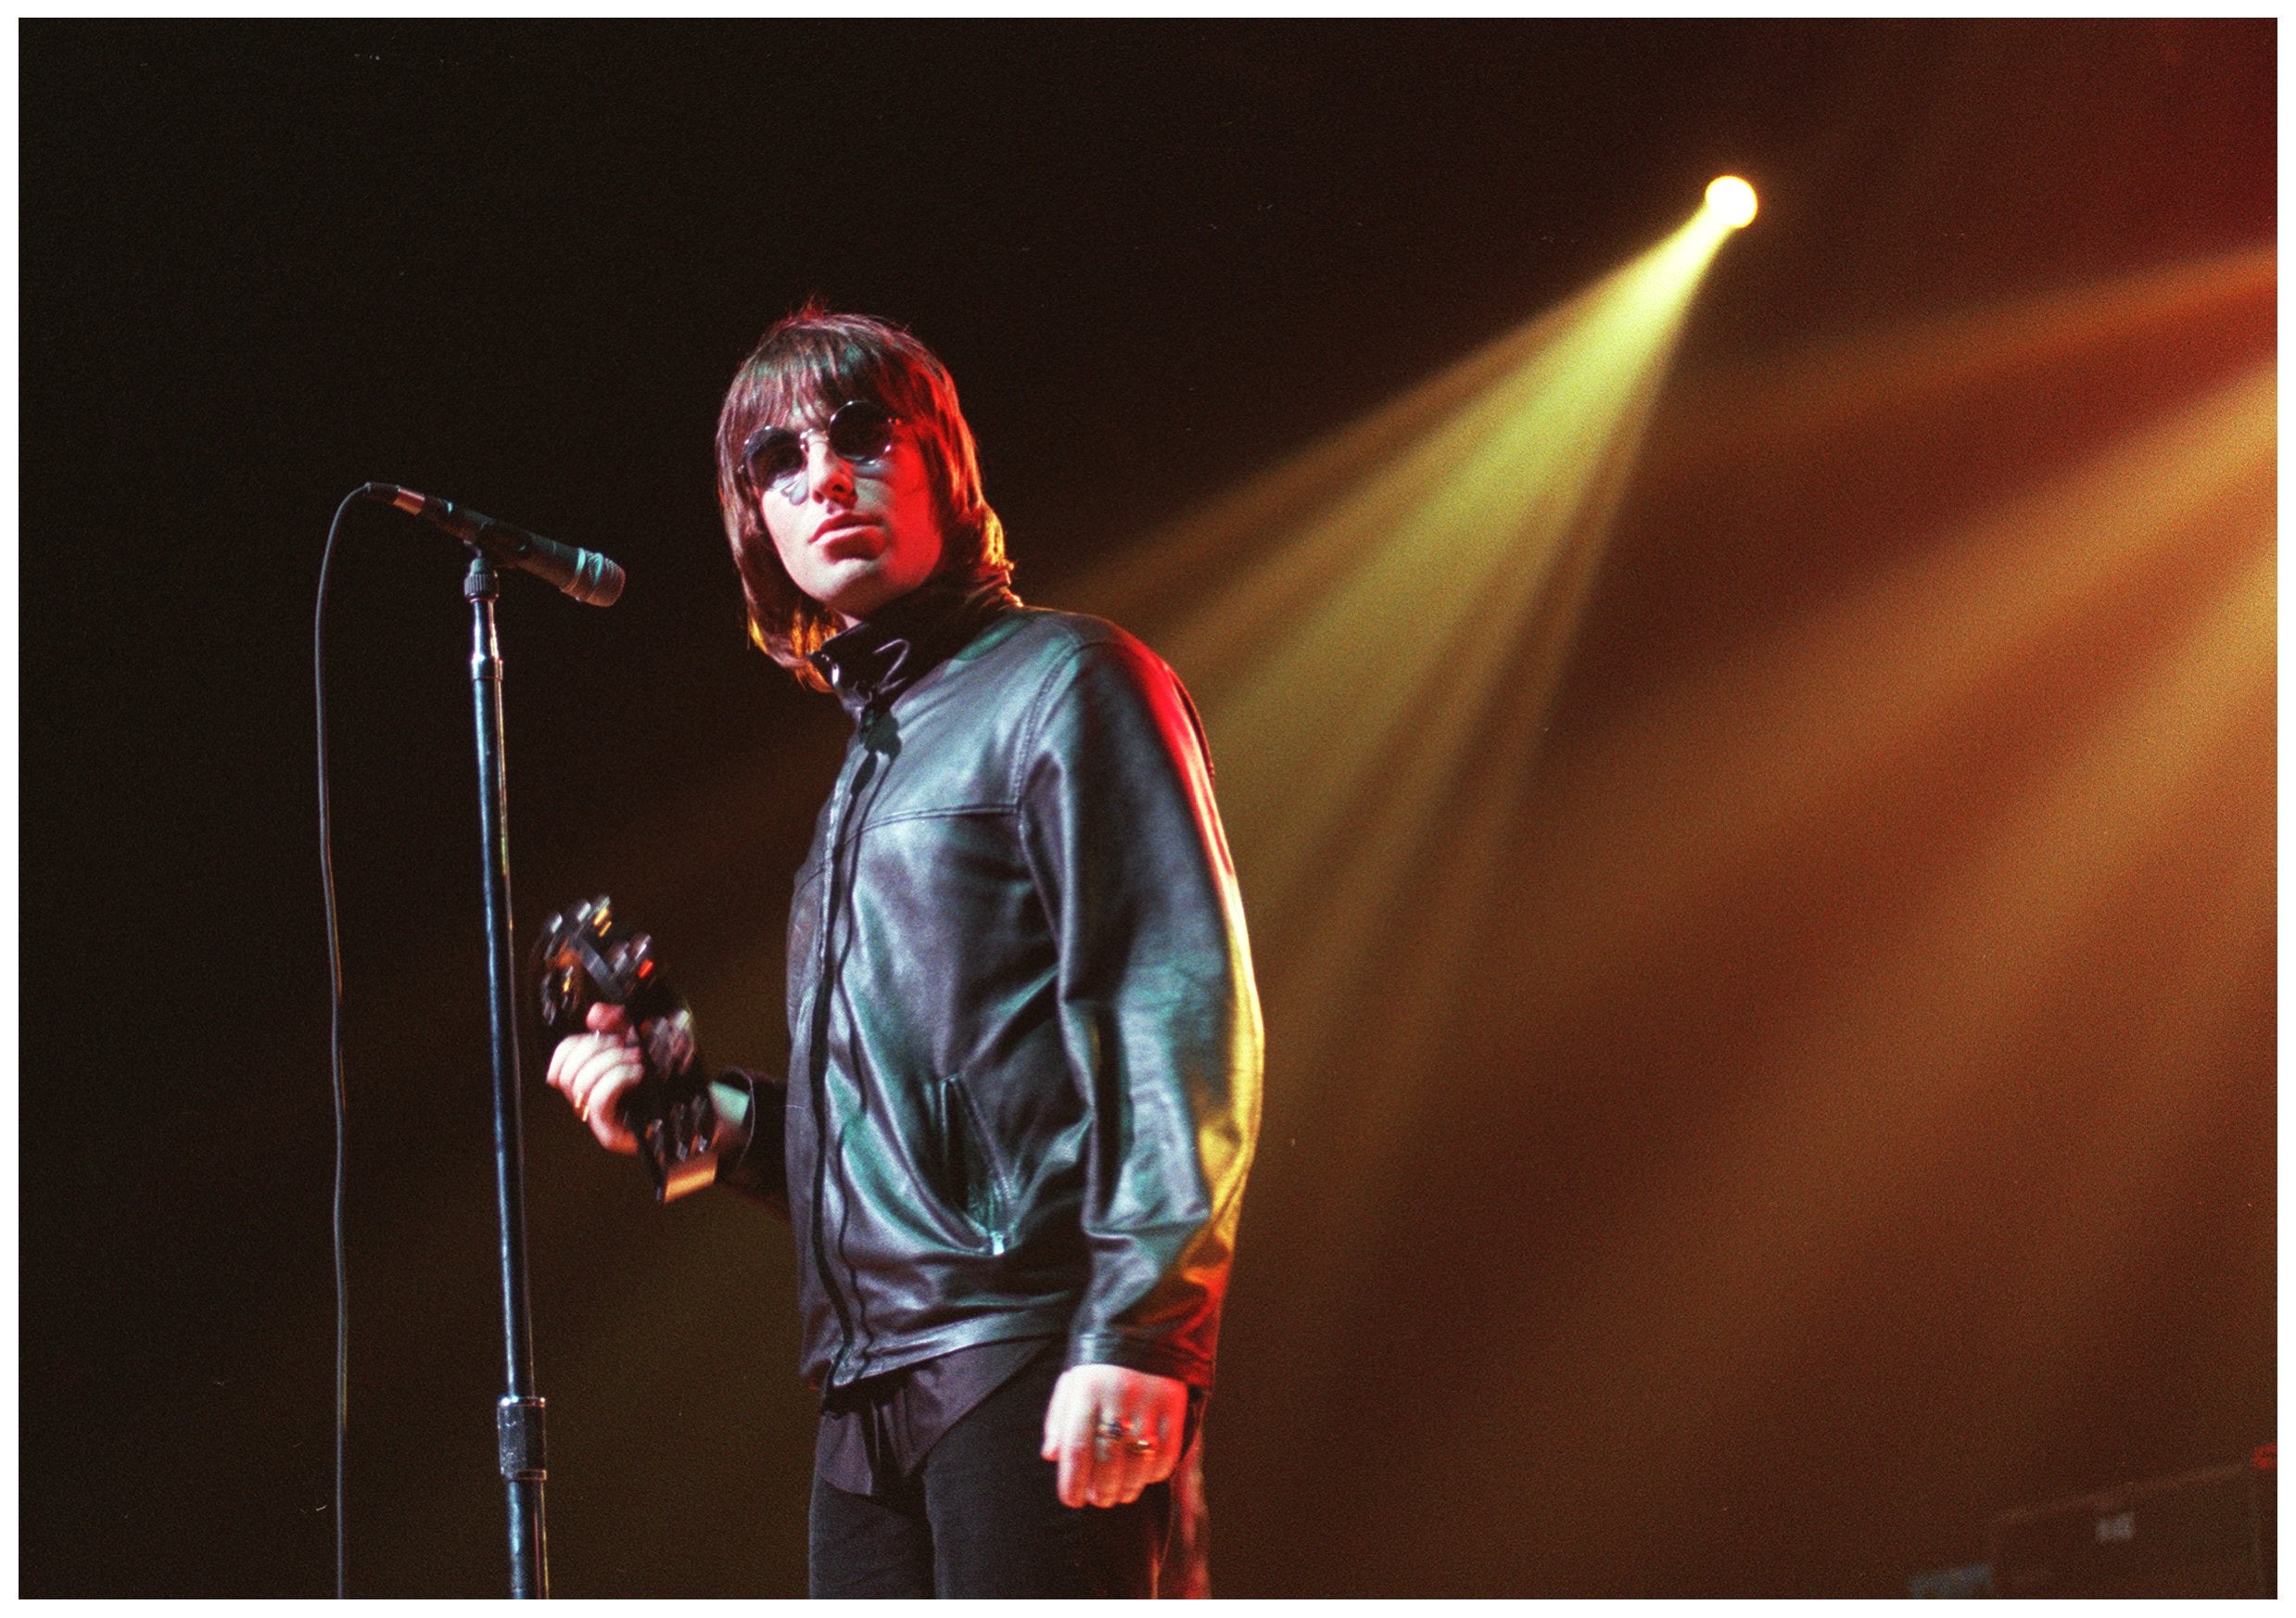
top-left (806, 711), bottom-right (871, 1383)
top-left (947, 1076), bottom-right (1011, 1255)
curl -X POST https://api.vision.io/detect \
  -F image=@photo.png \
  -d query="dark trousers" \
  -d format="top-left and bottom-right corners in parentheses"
top-left (808, 1348), bottom-right (1176, 1598)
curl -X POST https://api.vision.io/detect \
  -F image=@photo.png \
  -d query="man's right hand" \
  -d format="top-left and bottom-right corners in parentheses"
top-left (545, 1002), bottom-right (646, 1155)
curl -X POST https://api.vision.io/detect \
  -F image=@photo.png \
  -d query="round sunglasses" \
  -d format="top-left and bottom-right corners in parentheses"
top-left (742, 399), bottom-right (902, 499)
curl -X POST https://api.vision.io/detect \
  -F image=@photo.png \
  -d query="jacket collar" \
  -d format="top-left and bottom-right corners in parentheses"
top-left (810, 570), bottom-right (1021, 721)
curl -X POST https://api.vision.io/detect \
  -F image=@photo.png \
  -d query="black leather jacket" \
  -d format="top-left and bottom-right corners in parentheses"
top-left (721, 583), bottom-right (1262, 1394)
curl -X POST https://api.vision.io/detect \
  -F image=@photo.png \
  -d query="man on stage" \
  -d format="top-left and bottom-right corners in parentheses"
top-left (546, 307), bottom-right (1262, 1598)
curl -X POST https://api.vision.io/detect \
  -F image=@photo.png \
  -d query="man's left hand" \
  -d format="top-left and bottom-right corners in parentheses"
top-left (1040, 1363), bottom-right (1188, 1509)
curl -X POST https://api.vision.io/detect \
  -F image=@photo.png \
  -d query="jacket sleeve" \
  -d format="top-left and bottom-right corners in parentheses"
top-left (1016, 633), bottom-right (1262, 1388)
top-left (708, 1068), bottom-right (789, 1216)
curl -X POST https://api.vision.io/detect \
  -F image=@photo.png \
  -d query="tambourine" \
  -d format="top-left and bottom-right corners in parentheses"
top-left (531, 895), bottom-right (723, 1202)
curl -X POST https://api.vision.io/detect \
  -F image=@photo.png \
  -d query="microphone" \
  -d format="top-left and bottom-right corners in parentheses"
top-left (365, 482), bottom-right (626, 607)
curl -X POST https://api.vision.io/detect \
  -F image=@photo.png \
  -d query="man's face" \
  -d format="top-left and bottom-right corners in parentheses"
top-left (750, 398), bottom-right (945, 626)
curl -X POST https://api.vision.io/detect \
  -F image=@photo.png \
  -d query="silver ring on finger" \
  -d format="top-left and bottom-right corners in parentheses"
top-left (1095, 1415), bottom-right (1157, 1457)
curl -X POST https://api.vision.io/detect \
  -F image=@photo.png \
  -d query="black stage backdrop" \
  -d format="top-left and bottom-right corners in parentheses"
top-left (19, 20), bottom-right (2275, 1598)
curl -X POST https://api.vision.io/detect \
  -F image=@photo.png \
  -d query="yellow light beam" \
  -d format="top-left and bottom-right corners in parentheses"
top-left (1059, 200), bottom-right (1752, 1396)
top-left (1080, 208), bottom-right (1742, 992)
top-left (1405, 360), bottom-right (2275, 1535)
top-left (1521, 359), bottom-right (2276, 1027)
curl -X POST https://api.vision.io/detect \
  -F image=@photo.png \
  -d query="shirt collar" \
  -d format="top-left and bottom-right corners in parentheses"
top-left (810, 571), bottom-right (1021, 720)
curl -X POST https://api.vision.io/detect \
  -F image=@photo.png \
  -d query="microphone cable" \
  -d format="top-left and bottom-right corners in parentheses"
top-left (314, 486), bottom-right (364, 1599)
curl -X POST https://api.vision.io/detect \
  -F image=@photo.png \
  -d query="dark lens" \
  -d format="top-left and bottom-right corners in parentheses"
top-left (743, 426), bottom-right (804, 489)
top-left (828, 400), bottom-right (896, 462)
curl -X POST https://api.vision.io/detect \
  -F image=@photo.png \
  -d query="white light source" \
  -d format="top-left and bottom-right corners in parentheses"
top-left (1706, 175), bottom-right (1758, 229)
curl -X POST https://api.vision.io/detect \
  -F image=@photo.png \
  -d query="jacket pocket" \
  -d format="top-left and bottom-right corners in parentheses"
top-left (944, 1076), bottom-right (1013, 1254)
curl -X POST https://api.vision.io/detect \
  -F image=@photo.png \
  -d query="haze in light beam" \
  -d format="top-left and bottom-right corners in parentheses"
top-left (1054, 214), bottom-right (1746, 1379)
top-left (1078, 213), bottom-right (1739, 1083)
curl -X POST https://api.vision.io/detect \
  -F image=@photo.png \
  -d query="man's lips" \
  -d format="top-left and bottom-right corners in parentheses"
top-left (811, 517), bottom-right (882, 550)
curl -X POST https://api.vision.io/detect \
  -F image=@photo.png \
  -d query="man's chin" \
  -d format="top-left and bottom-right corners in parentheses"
top-left (812, 563), bottom-right (909, 625)
top-left (800, 542), bottom-right (944, 624)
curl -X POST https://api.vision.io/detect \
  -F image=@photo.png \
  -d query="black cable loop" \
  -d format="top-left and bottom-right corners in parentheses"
top-left (313, 485), bottom-right (367, 1599)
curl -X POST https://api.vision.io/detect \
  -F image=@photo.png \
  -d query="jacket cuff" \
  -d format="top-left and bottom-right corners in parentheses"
top-left (1064, 1331), bottom-right (1215, 1390)
top-left (709, 1068), bottom-right (789, 1213)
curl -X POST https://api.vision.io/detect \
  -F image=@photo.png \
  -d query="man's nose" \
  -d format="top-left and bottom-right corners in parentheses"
top-left (805, 437), bottom-right (856, 502)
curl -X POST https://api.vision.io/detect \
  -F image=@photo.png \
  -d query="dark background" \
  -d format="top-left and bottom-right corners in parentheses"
top-left (19, 20), bottom-right (2275, 1597)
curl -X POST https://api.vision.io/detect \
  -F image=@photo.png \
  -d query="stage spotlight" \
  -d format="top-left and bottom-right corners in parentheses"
top-left (1705, 175), bottom-right (1758, 228)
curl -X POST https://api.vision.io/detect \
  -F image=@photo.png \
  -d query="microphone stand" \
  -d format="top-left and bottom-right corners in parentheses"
top-left (463, 548), bottom-right (550, 1597)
